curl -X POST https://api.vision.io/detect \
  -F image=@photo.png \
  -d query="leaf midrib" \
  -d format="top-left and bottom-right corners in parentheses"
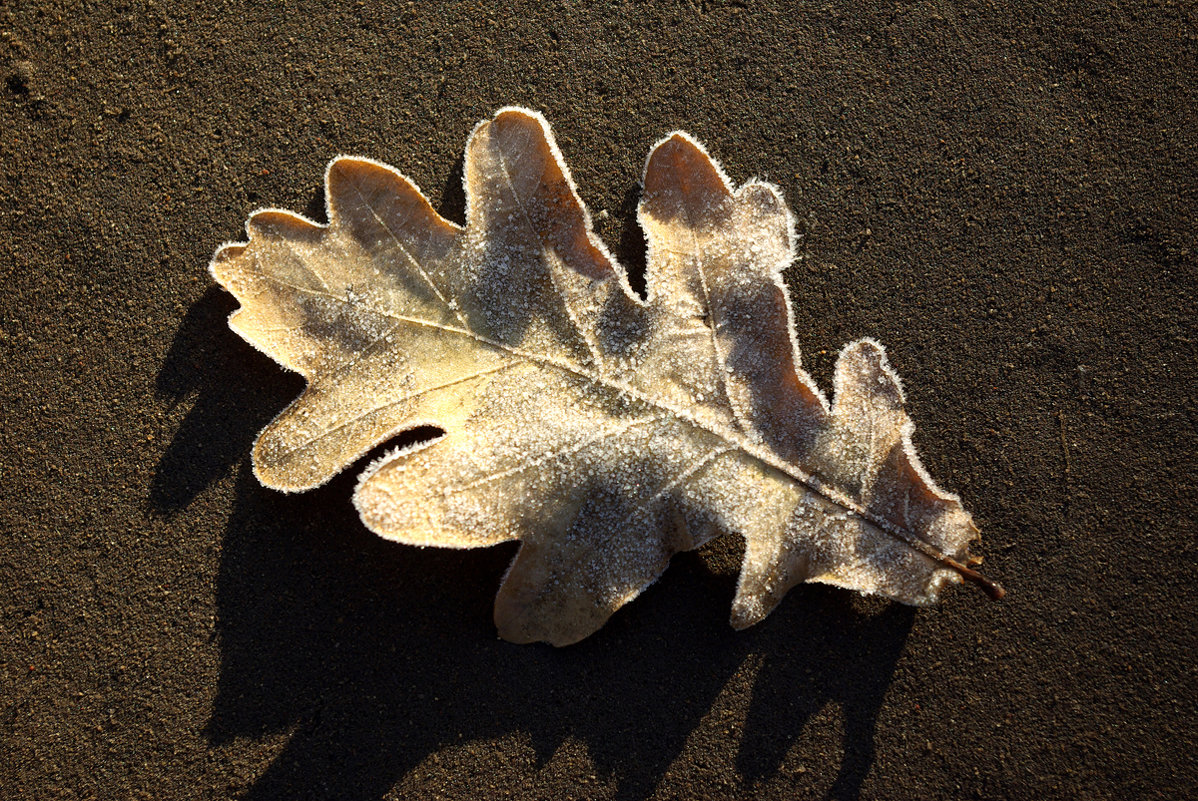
top-left (290, 290), bottom-right (938, 562)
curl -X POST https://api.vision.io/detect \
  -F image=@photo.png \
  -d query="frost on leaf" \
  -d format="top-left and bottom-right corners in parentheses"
top-left (210, 107), bottom-right (1002, 646)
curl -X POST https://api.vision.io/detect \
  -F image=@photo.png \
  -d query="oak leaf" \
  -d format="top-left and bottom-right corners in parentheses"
top-left (210, 108), bottom-right (1001, 646)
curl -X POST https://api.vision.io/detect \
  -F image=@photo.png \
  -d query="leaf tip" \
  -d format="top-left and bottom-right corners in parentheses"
top-left (728, 604), bottom-right (762, 632)
top-left (245, 208), bottom-right (326, 245)
top-left (490, 104), bottom-right (551, 130)
top-left (208, 241), bottom-right (246, 283)
top-left (836, 337), bottom-right (908, 406)
top-left (642, 131), bottom-right (733, 214)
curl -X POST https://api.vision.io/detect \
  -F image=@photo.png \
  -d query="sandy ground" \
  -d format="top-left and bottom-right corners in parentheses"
top-left (2, 1), bottom-right (1195, 799)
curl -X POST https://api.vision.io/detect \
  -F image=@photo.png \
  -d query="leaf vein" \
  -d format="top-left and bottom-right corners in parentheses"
top-left (344, 180), bottom-right (469, 327)
top-left (443, 413), bottom-right (667, 496)
top-left (273, 362), bottom-right (520, 461)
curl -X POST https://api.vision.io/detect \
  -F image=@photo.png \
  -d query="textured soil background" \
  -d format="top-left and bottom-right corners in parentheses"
top-left (2, 1), bottom-right (1195, 799)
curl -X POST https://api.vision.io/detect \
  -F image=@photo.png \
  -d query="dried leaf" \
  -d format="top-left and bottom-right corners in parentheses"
top-left (211, 108), bottom-right (1002, 646)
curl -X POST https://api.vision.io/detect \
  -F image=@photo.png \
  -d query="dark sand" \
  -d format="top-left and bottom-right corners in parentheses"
top-left (2, 2), bottom-right (1195, 798)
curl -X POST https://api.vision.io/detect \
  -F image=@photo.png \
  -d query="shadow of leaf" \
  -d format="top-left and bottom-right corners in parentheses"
top-left (614, 184), bottom-right (648, 300)
top-left (151, 286), bottom-right (303, 513)
top-left (159, 253), bottom-right (914, 801)
top-left (436, 153), bottom-right (467, 227)
top-left (201, 466), bottom-right (912, 800)
top-left (738, 598), bottom-right (916, 800)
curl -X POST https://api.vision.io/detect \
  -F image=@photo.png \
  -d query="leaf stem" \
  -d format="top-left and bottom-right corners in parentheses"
top-left (942, 557), bottom-right (1006, 600)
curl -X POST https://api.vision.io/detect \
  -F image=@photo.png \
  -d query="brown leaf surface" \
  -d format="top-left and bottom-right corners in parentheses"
top-left (211, 107), bottom-right (1001, 646)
